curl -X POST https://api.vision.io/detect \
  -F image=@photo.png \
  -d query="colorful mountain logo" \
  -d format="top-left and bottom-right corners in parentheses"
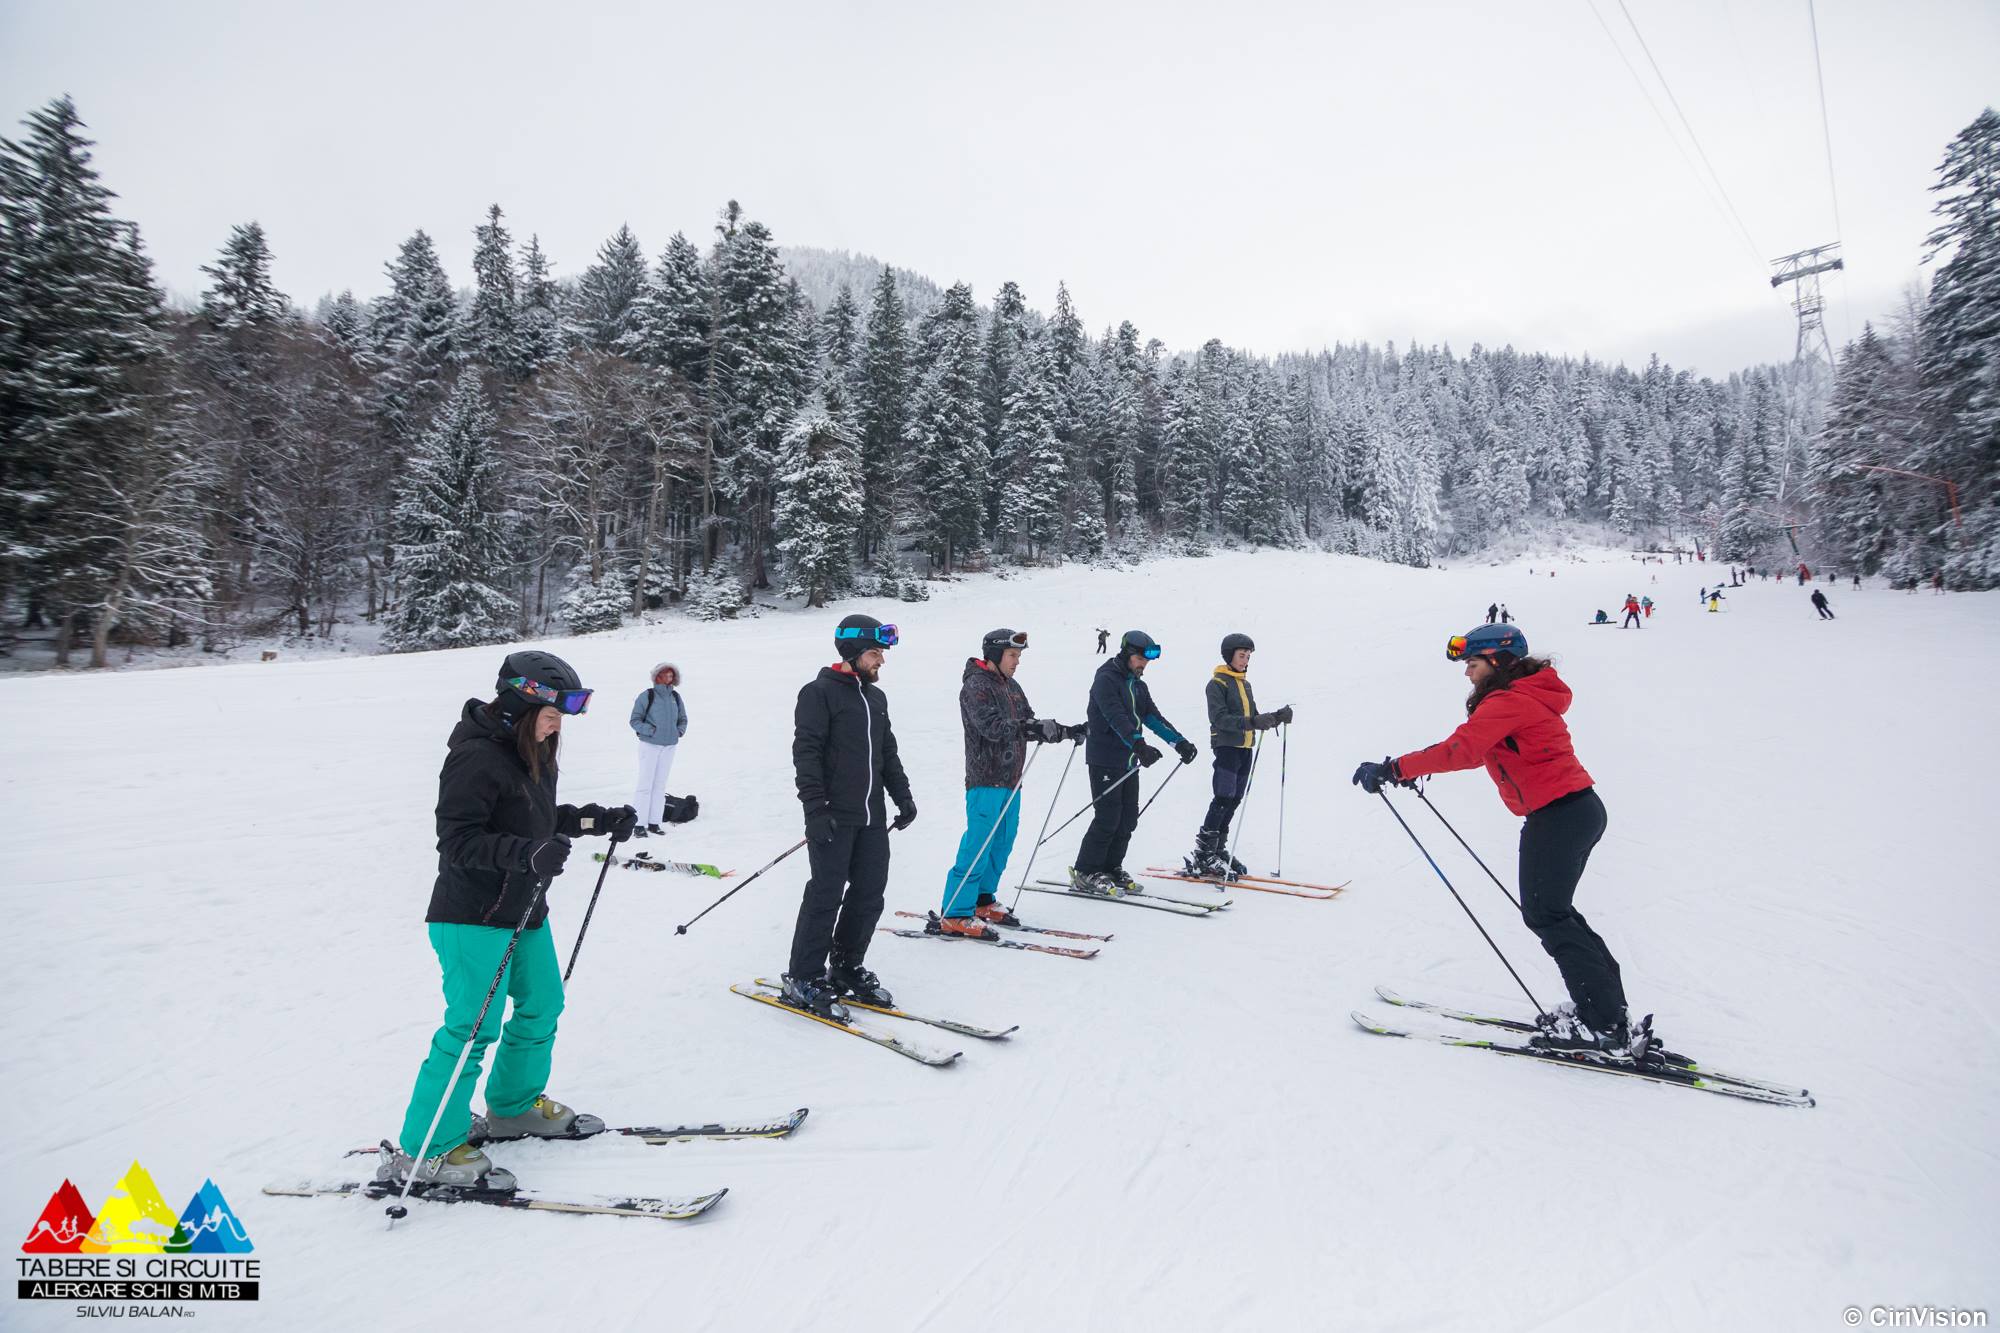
top-left (20, 1162), bottom-right (252, 1253)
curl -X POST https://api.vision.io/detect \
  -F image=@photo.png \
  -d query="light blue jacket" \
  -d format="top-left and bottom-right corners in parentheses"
top-left (630, 685), bottom-right (687, 746)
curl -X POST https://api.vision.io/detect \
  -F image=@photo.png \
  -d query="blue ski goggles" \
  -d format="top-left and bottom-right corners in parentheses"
top-left (835, 623), bottom-right (899, 649)
top-left (505, 676), bottom-right (593, 714)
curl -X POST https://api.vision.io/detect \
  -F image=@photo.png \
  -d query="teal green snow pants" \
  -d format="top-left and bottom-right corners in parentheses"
top-left (397, 921), bottom-right (564, 1158)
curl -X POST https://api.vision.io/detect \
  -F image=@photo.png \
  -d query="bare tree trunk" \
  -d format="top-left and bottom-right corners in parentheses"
top-left (55, 610), bottom-right (74, 667)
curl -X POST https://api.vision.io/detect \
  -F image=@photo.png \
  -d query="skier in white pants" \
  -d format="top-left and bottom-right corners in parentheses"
top-left (629, 662), bottom-right (687, 837)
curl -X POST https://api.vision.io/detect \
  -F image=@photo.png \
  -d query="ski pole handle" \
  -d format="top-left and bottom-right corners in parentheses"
top-left (675, 837), bottom-right (808, 936)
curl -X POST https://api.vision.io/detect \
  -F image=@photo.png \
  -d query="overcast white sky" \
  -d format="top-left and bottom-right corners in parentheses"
top-left (3, 0), bottom-right (1995, 376)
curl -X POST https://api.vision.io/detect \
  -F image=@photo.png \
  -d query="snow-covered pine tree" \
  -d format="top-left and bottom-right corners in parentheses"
top-left (369, 229), bottom-right (457, 453)
top-left (994, 324), bottom-right (1065, 560)
top-left (821, 283), bottom-right (859, 384)
top-left (630, 232), bottom-right (712, 383)
top-left (1916, 108), bottom-right (2000, 587)
top-left (517, 235), bottom-right (564, 374)
top-left (981, 281), bottom-right (1027, 529)
top-left (385, 370), bottom-right (516, 651)
top-left (904, 282), bottom-right (987, 572)
top-left (572, 224), bottom-right (648, 355)
top-left (1810, 324), bottom-right (1905, 575)
top-left (1159, 358), bottom-right (1209, 548)
top-left (775, 393), bottom-right (864, 607)
top-left (711, 213), bottom-right (807, 588)
top-left (322, 290), bottom-right (368, 356)
top-left (465, 204), bottom-right (522, 378)
top-left (199, 222), bottom-right (289, 328)
top-left (855, 265), bottom-right (909, 562)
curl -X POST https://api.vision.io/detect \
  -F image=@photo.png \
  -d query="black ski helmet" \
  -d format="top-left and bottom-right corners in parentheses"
top-left (835, 613), bottom-right (885, 662)
top-left (1220, 632), bottom-right (1255, 663)
top-left (1119, 629), bottom-right (1159, 661)
top-left (981, 627), bottom-right (1028, 664)
top-left (496, 649), bottom-right (586, 718)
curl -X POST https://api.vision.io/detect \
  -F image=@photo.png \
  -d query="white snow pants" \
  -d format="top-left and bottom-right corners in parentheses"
top-left (631, 741), bottom-right (678, 826)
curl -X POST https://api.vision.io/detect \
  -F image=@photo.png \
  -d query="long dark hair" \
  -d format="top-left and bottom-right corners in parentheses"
top-left (486, 700), bottom-right (561, 783)
top-left (1466, 654), bottom-right (1554, 716)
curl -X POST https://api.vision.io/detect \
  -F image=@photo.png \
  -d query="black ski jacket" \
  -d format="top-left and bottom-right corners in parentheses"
top-left (793, 665), bottom-right (913, 829)
top-left (1084, 655), bottom-right (1184, 769)
top-left (428, 699), bottom-right (582, 929)
top-left (960, 656), bottom-right (1033, 789)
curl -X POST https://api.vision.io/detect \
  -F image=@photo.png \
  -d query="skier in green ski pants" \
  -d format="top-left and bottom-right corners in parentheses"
top-left (381, 650), bottom-right (636, 1194)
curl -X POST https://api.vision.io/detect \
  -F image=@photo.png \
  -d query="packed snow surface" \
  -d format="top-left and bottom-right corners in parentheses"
top-left (4, 550), bottom-right (1996, 1331)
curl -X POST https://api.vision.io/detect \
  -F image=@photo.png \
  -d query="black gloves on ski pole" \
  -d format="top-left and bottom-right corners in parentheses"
top-left (1174, 739), bottom-right (1199, 765)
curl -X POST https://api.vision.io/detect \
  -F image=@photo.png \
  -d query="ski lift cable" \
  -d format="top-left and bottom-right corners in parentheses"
top-left (1805, 0), bottom-right (1854, 346)
top-left (1613, 0), bottom-right (1767, 264)
top-left (1582, 0), bottom-right (1766, 275)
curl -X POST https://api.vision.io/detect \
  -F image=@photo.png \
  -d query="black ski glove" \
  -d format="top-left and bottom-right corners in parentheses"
top-left (1274, 704), bottom-right (1294, 725)
top-left (663, 793), bottom-right (700, 824)
top-left (1035, 718), bottom-right (1067, 744)
top-left (603, 805), bottom-right (639, 840)
top-left (523, 836), bottom-right (572, 877)
top-left (1135, 740), bottom-right (1164, 767)
top-left (892, 802), bottom-right (918, 832)
top-left (1350, 756), bottom-right (1407, 795)
top-left (1252, 713), bottom-right (1280, 730)
top-left (806, 807), bottom-right (837, 844)
top-left (558, 803), bottom-right (606, 837)
top-left (1066, 722), bottom-right (1088, 743)
top-left (1175, 739), bottom-right (1199, 765)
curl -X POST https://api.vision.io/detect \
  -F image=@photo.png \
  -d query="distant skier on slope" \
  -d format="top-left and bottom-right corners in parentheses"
top-left (378, 651), bottom-right (636, 1194)
top-left (1349, 623), bottom-right (1659, 1066)
top-left (1072, 630), bottom-right (1196, 896)
top-left (784, 614), bottom-right (916, 1020)
top-left (936, 628), bottom-right (1083, 938)
top-left (1184, 632), bottom-right (1291, 879)
top-left (1486, 602), bottom-right (1499, 624)
top-left (1622, 595), bottom-right (1642, 628)
top-left (1095, 627), bottom-right (1110, 653)
top-left (1811, 588), bottom-right (1835, 620)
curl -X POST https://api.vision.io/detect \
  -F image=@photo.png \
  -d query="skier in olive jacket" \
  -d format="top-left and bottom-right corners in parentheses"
top-left (1184, 632), bottom-right (1292, 879)
top-left (783, 614), bottom-right (915, 1020)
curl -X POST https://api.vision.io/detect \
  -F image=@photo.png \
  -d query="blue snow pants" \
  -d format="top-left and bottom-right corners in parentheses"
top-left (941, 787), bottom-right (1021, 918)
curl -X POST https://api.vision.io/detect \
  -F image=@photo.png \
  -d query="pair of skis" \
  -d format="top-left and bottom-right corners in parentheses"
top-left (1142, 866), bottom-right (1347, 900)
top-left (1023, 880), bottom-right (1228, 916)
top-left (729, 978), bottom-right (1020, 1067)
top-left (1355, 986), bottom-right (1814, 1107)
top-left (883, 911), bottom-right (1101, 959)
top-left (267, 1110), bottom-right (809, 1222)
top-left (592, 850), bottom-right (732, 878)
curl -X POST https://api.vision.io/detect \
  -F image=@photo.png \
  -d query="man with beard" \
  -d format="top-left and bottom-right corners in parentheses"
top-left (782, 614), bottom-right (917, 1019)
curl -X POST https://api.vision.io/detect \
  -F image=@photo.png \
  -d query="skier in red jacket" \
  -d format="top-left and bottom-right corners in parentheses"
top-left (1350, 622), bottom-right (1657, 1064)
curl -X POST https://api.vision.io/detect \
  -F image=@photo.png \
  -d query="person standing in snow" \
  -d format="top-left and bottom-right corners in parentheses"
top-left (1707, 589), bottom-right (1725, 613)
top-left (1811, 588), bottom-right (1835, 620)
top-left (934, 629), bottom-right (1083, 939)
top-left (378, 651), bottom-right (637, 1193)
top-left (1621, 594), bottom-right (1642, 628)
top-left (783, 614), bottom-right (916, 1020)
top-left (628, 662), bottom-right (687, 837)
top-left (1350, 624), bottom-right (1657, 1065)
top-left (1095, 627), bottom-right (1110, 653)
top-left (1184, 632), bottom-right (1291, 879)
top-left (1486, 602), bottom-right (1499, 625)
top-left (1500, 604), bottom-right (1512, 624)
top-left (1072, 630), bottom-right (1196, 896)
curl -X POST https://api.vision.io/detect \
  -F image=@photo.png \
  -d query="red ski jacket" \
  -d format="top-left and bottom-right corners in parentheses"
top-left (1396, 667), bottom-right (1594, 816)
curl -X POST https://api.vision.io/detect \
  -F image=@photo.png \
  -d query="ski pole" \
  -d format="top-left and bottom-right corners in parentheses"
top-left (1133, 754), bottom-right (1185, 822)
top-left (562, 831), bottom-right (628, 983)
top-left (1035, 761), bottom-right (1142, 847)
top-left (389, 871), bottom-right (552, 1225)
top-left (1373, 788), bottom-right (1546, 1015)
top-left (941, 743), bottom-right (1040, 915)
top-left (1009, 737), bottom-right (1079, 912)
top-left (1273, 723), bottom-right (1289, 877)
top-left (674, 837), bottom-right (808, 936)
top-left (1413, 787), bottom-right (1521, 910)
top-left (1224, 732), bottom-right (1264, 875)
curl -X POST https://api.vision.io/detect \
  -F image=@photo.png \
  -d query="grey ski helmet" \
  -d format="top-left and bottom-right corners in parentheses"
top-left (981, 627), bottom-right (1028, 663)
top-left (1220, 632), bottom-right (1255, 663)
top-left (835, 613), bottom-right (895, 662)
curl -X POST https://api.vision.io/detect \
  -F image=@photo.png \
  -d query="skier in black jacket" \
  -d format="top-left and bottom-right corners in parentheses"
top-left (380, 650), bottom-right (636, 1194)
top-left (783, 614), bottom-right (916, 1019)
top-left (1184, 632), bottom-right (1292, 879)
top-left (1072, 630), bottom-right (1195, 895)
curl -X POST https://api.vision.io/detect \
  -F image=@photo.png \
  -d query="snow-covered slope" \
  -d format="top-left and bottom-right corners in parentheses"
top-left (3, 551), bottom-right (1995, 1332)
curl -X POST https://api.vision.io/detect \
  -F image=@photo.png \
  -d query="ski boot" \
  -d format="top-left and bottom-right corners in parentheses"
top-left (479, 1094), bottom-right (605, 1142)
top-left (630, 825), bottom-right (650, 838)
top-left (1106, 868), bottom-right (1145, 896)
top-left (1068, 867), bottom-right (1122, 898)
top-left (373, 1140), bottom-right (516, 1193)
top-left (780, 971), bottom-right (851, 1022)
top-left (974, 895), bottom-right (1021, 928)
top-left (646, 823), bottom-right (666, 836)
top-left (931, 912), bottom-right (1000, 941)
top-left (1183, 829), bottom-right (1232, 880)
top-left (828, 953), bottom-right (894, 1007)
top-left (1225, 851), bottom-right (1249, 879)
top-left (1532, 1009), bottom-right (1662, 1067)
